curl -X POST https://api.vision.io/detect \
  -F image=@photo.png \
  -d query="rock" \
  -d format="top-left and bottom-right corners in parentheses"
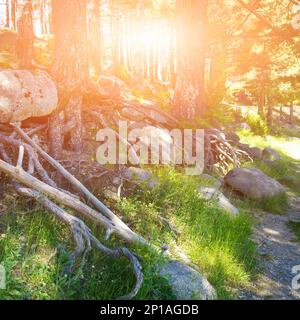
top-left (97, 75), bottom-right (121, 98)
top-left (248, 147), bottom-right (262, 160)
top-left (262, 147), bottom-right (281, 162)
top-left (103, 189), bottom-right (119, 201)
top-left (239, 122), bottom-right (251, 130)
top-left (237, 143), bottom-right (262, 160)
top-left (237, 143), bottom-right (251, 152)
top-left (217, 193), bottom-right (240, 216)
top-left (122, 167), bottom-right (158, 189)
top-left (226, 132), bottom-right (240, 144)
top-left (0, 69), bottom-right (58, 123)
top-left (225, 168), bottom-right (285, 200)
top-left (198, 186), bottom-right (239, 216)
top-left (198, 186), bottom-right (219, 200)
top-left (159, 261), bottom-right (216, 300)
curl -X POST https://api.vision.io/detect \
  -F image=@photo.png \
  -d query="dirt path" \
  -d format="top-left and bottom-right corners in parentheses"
top-left (240, 196), bottom-right (300, 300)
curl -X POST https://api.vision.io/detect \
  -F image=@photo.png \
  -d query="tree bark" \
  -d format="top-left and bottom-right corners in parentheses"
top-left (6, 0), bottom-right (10, 28)
top-left (11, 0), bottom-right (17, 30)
top-left (49, 0), bottom-right (90, 158)
top-left (172, 0), bottom-right (208, 121)
top-left (16, 0), bottom-right (34, 68)
top-left (88, 0), bottom-right (102, 75)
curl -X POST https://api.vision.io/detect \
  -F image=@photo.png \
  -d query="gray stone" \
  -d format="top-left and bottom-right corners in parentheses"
top-left (122, 167), bottom-right (158, 189)
top-left (217, 192), bottom-right (240, 216)
top-left (262, 147), bottom-right (281, 162)
top-left (0, 69), bottom-right (57, 123)
top-left (198, 186), bottom-right (219, 200)
top-left (198, 186), bottom-right (239, 216)
top-left (239, 122), bottom-right (251, 130)
top-left (159, 261), bottom-right (216, 300)
top-left (249, 147), bottom-right (262, 160)
top-left (225, 168), bottom-right (285, 200)
top-left (226, 132), bottom-right (240, 144)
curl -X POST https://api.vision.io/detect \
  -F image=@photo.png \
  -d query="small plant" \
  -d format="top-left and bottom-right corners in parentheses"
top-left (245, 111), bottom-right (269, 135)
top-left (260, 193), bottom-right (289, 215)
top-left (288, 221), bottom-right (300, 244)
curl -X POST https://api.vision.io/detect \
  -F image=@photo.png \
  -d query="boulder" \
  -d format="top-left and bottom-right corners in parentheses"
top-left (198, 186), bottom-right (239, 216)
top-left (0, 69), bottom-right (57, 123)
top-left (122, 167), bottom-right (158, 189)
top-left (248, 147), bottom-right (262, 160)
top-left (237, 143), bottom-right (262, 160)
top-left (159, 261), bottom-right (216, 300)
top-left (217, 192), bottom-right (240, 216)
top-left (225, 132), bottom-right (240, 144)
top-left (262, 147), bottom-right (280, 162)
top-left (225, 168), bottom-right (285, 200)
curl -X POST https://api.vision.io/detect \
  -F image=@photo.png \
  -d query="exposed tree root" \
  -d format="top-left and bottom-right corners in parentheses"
top-left (15, 184), bottom-right (143, 300)
top-left (0, 126), bottom-right (147, 299)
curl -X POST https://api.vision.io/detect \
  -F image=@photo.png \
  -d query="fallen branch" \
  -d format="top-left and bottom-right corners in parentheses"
top-left (15, 184), bottom-right (143, 300)
top-left (11, 123), bottom-right (143, 242)
top-left (0, 152), bottom-right (146, 245)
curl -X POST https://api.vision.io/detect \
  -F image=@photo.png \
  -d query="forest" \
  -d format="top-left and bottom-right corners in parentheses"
top-left (0, 0), bottom-right (299, 302)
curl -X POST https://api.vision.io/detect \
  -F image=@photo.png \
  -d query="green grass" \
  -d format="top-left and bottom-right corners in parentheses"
top-left (0, 195), bottom-right (173, 300)
top-left (288, 221), bottom-right (300, 244)
top-left (237, 193), bottom-right (288, 215)
top-left (114, 168), bottom-right (258, 299)
top-left (0, 167), bottom-right (258, 300)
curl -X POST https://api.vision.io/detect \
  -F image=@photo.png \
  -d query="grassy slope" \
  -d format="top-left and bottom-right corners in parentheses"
top-left (0, 168), bottom-right (257, 300)
top-left (1, 122), bottom-right (299, 300)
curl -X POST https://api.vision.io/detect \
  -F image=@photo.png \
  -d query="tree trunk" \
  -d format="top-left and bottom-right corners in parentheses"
top-left (49, 0), bottom-right (90, 159)
top-left (172, 0), bottom-right (208, 121)
top-left (16, 0), bottom-right (34, 68)
top-left (290, 103), bottom-right (294, 124)
top-left (11, 0), bottom-right (17, 30)
top-left (39, 0), bottom-right (45, 34)
top-left (88, 0), bottom-right (102, 75)
top-left (266, 97), bottom-right (273, 126)
top-left (6, 0), bottom-right (10, 28)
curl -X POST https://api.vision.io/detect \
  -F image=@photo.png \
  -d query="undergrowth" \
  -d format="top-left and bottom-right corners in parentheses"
top-left (0, 167), bottom-right (258, 300)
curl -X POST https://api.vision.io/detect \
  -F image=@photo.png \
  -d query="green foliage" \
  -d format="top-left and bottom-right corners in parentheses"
top-left (0, 167), bottom-right (258, 300)
top-left (259, 193), bottom-right (289, 215)
top-left (288, 221), bottom-right (300, 244)
top-left (116, 167), bottom-right (257, 299)
top-left (204, 104), bottom-right (240, 128)
top-left (0, 197), bottom-right (173, 300)
top-left (244, 111), bottom-right (269, 135)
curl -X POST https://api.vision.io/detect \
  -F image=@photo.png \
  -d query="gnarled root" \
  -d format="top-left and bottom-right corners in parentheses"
top-left (0, 135), bottom-right (145, 299)
top-left (15, 184), bottom-right (143, 300)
